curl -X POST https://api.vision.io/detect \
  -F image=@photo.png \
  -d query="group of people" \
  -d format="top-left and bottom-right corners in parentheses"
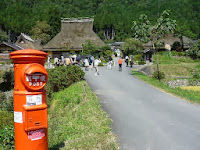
top-left (118, 55), bottom-right (134, 71)
top-left (83, 56), bottom-right (101, 76)
top-left (47, 54), bottom-right (134, 75)
top-left (53, 55), bottom-right (80, 67)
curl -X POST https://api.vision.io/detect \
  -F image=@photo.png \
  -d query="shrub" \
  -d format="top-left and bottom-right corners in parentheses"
top-left (0, 92), bottom-right (13, 111)
top-left (153, 71), bottom-right (165, 80)
top-left (191, 69), bottom-right (200, 79)
top-left (0, 125), bottom-right (15, 150)
top-left (0, 111), bottom-right (14, 129)
top-left (103, 50), bottom-right (112, 61)
top-left (187, 40), bottom-right (200, 59)
top-left (2, 69), bottom-right (14, 90)
top-left (138, 61), bottom-right (146, 65)
top-left (134, 54), bottom-right (143, 61)
top-left (46, 65), bottom-right (85, 100)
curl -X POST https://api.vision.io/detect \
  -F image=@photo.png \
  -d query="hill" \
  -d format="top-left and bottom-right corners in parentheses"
top-left (0, 0), bottom-right (199, 42)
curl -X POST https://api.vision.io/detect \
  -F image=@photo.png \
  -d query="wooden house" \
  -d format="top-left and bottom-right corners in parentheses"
top-left (0, 41), bottom-right (22, 61)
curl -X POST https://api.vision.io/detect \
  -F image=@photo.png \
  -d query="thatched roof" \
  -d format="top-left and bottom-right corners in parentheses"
top-left (43, 18), bottom-right (105, 51)
top-left (143, 34), bottom-right (192, 49)
top-left (15, 33), bottom-right (42, 50)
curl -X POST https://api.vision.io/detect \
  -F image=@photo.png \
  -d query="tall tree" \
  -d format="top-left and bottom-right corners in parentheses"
top-left (131, 14), bottom-right (151, 43)
top-left (47, 5), bottom-right (61, 38)
top-left (132, 10), bottom-right (176, 80)
top-left (31, 20), bottom-right (51, 44)
top-left (121, 38), bottom-right (143, 55)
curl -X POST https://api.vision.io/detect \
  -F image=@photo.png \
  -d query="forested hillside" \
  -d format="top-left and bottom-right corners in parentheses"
top-left (0, 0), bottom-right (199, 42)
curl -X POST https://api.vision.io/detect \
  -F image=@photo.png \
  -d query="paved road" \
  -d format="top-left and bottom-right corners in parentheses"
top-left (84, 59), bottom-right (200, 150)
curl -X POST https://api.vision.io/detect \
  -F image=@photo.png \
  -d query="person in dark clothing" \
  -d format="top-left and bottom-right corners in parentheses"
top-left (130, 55), bottom-right (134, 68)
top-left (125, 55), bottom-right (129, 67)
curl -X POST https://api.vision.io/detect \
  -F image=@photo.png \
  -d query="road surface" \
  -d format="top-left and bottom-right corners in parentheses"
top-left (84, 60), bottom-right (200, 150)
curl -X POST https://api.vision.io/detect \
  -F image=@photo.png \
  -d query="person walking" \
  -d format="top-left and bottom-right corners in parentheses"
top-left (118, 57), bottom-right (123, 71)
top-left (107, 56), bottom-right (113, 70)
top-left (130, 55), bottom-right (134, 68)
top-left (84, 57), bottom-right (89, 71)
top-left (94, 57), bottom-right (101, 75)
top-left (47, 55), bottom-right (51, 69)
top-left (60, 55), bottom-right (65, 66)
top-left (125, 55), bottom-right (129, 67)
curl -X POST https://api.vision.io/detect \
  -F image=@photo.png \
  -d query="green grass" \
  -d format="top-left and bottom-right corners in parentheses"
top-left (48, 81), bottom-right (119, 150)
top-left (152, 52), bottom-right (199, 79)
top-left (132, 71), bottom-right (200, 103)
top-left (0, 110), bottom-right (14, 150)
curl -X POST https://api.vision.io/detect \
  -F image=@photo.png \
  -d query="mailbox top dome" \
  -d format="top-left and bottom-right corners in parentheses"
top-left (10, 48), bottom-right (47, 57)
top-left (10, 48), bottom-right (47, 64)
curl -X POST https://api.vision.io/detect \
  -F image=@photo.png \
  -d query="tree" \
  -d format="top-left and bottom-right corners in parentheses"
top-left (82, 40), bottom-right (98, 55)
top-left (132, 10), bottom-right (176, 81)
top-left (0, 29), bottom-right (8, 42)
top-left (131, 14), bottom-right (151, 43)
top-left (121, 38), bottom-right (143, 55)
top-left (31, 21), bottom-right (51, 44)
top-left (47, 5), bottom-right (61, 38)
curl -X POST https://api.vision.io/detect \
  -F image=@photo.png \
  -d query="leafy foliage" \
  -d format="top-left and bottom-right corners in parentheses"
top-left (47, 5), bottom-right (61, 38)
top-left (0, 110), bottom-right (14, 150)
top-left (132, 14), bottom-right (151, 43)
top-left (0, 125), bottom-right (15, 150)
top-left (0, 0), bottom-right (199, 42)
top-left (121, 38), bottom-right (143, 55)
top-left (46, 65), bottom-right (85, 100)
top-left (187, 40), bottom-right (200, 59)
top-left (153, 71), bottom-right (165, 80)
top-left (82, 40), bottom-right (98, 55)
top-left (0, 29), bottom-right (8, 42)
top-left (2, 69), bottom-right (14, 91)
top-left (0, 92), bottom-right (13, 111)
top-left (31, 20), bottom-right (51, 44)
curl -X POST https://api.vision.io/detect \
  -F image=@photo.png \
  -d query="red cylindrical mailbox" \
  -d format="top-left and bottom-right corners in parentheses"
top-left (10, 49), bottom-right (48, 150)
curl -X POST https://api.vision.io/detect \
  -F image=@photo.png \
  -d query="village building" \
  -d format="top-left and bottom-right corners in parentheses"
top-left (15, 33), bottom-right (42, 50)
top-left (43, 17), bottom-right (105, 58)
top-left (143, 34), bottom-right (193, 62)
top-left (0, 41), bottom-right (22, 61)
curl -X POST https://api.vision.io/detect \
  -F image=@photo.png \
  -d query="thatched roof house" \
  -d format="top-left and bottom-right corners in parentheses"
top-left (43, 17), bottom-right (105, 57)
top-left (142, 34), bottom-right (192, 63)
top-left (143, 34), bottom-right (192, 50)
top-left (15, 33), bottom-right (42, 50)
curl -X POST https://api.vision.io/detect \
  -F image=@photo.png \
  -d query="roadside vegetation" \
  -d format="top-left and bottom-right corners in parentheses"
top-left (48, 81), bottom-right (118, 150)
top-left (0, 65), bottom-right (118, 149)
top-left (0, 70), bottom-right (14, 150)
top-left (133, 51), bottom-right (200, 103)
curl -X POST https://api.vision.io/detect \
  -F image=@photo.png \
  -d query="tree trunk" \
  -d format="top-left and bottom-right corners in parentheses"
top-left (153, 42), bottom-right (161, 81)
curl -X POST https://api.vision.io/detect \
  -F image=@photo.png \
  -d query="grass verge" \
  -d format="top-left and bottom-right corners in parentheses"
top-left (132, 70), bottom-right (200, 104)
top-left (48, 81), bottom-right (119, 150)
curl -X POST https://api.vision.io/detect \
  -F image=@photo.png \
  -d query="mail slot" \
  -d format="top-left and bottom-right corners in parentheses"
top-left (23, 103), bottom-right (47, 131)
top-left (10, 49), bottom-right (48, 150)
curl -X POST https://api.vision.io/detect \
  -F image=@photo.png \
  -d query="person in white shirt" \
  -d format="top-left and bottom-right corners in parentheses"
top-left (94, 57), bottom-right (101, 75)
top-left (125, 55), bottom-right (129, 67)
top-left (84, 57), bottom-right (89, 71)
